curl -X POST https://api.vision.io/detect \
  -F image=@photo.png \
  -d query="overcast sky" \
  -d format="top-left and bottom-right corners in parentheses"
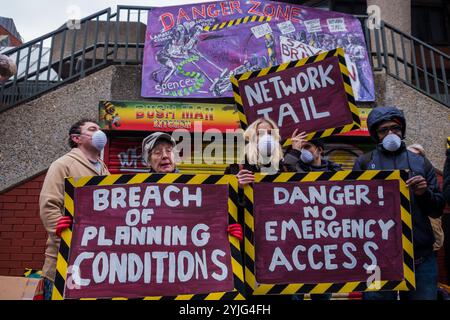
top-left (6, 0), bottom-right (218, 43)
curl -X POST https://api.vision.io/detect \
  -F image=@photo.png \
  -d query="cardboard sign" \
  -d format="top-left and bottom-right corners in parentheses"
top-left (231, 48), bottom-right (361, 145)
top-left (0, 276), bottom-right (41, 300)
top-left (243, 171), bottom-right (415, 295)
top-left (142, 0), bottom-right (375, 102)
top-left (53, 174), bottom-right (244, 300)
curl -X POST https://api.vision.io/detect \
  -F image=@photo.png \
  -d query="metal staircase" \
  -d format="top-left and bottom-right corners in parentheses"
top-left (1, 6), bottom-right (449, 112)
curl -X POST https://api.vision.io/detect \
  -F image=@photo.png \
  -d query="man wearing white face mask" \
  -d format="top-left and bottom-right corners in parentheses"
top-left (39, 119), bottom-right (110, 299)
top-left (353, 106), bottom-right (445, 300)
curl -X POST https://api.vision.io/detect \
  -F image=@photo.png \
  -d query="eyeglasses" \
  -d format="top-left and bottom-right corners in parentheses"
top-left (376, 125), bottom-right (402, 136)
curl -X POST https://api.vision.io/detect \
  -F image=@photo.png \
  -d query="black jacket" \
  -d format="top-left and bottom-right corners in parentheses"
top-left (284, 149), bottom-right (343, 173)
top-left (354, 106), bottom-right (445, 259)
top-left (444, 149), bottom-right (450, 206)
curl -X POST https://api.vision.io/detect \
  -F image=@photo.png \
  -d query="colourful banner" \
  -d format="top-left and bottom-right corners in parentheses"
top-left (142, 0), bottom-right (375, 102)
top-left (99, 100), bottom-right (240, 132)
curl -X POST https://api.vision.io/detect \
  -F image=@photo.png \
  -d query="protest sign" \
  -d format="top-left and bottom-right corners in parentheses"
top-left (142, 0), bottom-right (374, 101)
top-left (231, 48), bottom-right (361, 145)
top-left (243, 171), bottom-right (414, 295)
top-left (52, 174), bottom-right (244, 300)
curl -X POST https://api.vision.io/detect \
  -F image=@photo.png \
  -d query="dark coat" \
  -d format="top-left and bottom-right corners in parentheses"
top-left (444, 149), bottom-right (450, 206)
top-left (354, 107), bottom-right (445, 259)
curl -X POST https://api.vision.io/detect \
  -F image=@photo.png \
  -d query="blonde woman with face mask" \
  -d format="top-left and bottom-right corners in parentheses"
top-left (225, 118), bottom-right (285, 188)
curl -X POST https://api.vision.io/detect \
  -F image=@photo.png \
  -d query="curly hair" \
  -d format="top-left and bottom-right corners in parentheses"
top-left (68, 119), bottom-right (98, 148)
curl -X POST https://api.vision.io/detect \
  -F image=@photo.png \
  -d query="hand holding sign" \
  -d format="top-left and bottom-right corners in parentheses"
top-left (406, 175), bottom-right (428, 196)
top-left (236, 170), bottom-right (255, 188)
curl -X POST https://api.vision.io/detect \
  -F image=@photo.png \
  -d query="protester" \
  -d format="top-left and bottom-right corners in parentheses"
top-left (142, 132), bottom-right (179, 173)
top-left (442, 141), bottom-right (450, 285)
top-left (444, 142), bottom-right (450, 206)
top-left (40, 119), bottom-right (110, 300)
top-left (408, 144), bottom-right (445, 255)
top-left (284, 129), bottom-right (342, 173)
top-left (353, 106), bottom-right (445, 300)
top-left (225, 117), bottom-right (286, 187)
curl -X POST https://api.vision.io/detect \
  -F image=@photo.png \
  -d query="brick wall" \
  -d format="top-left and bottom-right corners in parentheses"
top-left (0, 173), bottom-right (47, 277)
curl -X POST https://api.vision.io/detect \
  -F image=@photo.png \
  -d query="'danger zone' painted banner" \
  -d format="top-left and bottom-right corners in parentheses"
top-left (142, 0), bottom-right (374, 101)
top-left (245, 171), bottom-right (415, 295)
top-left (62, 180), bottom-right (237, 299)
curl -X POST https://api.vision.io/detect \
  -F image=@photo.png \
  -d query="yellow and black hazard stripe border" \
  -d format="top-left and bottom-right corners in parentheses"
top-left (447, 136), bottom-right (450, 149)
top-left (52, 173), bottom-right (245, 300)
top-left (203, 15), bottom-right (272, 32)
top-left (230, 48), bottom-right (361, 148)
top-left (242, 170), bottom-right (415, 295)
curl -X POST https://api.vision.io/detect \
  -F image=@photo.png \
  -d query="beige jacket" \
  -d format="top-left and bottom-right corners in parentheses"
top-left (430, 217), bottom-right (444, 251)
top-left (39, 148), bottom-right (109, 282)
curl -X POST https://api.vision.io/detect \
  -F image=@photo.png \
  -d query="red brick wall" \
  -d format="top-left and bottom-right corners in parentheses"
top-left (0, 26), bottom-right (22, 47)
top-left (0, 173), bottom-right (47, 277)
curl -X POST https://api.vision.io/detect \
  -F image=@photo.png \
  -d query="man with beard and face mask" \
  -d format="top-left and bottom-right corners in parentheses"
top-left (39, 119), bottom-right (110, 300)
top-left (284, 129), bottom-right (342, 173)
top-left (353, 106), bottom-right (445, 300)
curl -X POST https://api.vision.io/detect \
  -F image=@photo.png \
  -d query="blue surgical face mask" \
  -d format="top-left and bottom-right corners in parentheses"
top-left (300, 149), bottom-right (314, 164)
top-left (92, 130), bottom-right (108, 151)
top-left (382, 133), bottom-right (402, 152)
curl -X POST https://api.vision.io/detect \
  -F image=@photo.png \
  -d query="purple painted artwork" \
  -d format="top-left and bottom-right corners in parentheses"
top-left (142, 0), bottom-right (375, 101)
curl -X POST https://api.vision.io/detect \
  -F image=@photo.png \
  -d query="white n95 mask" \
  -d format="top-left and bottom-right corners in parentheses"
top-left (92, 130), bottom-right (108, 151)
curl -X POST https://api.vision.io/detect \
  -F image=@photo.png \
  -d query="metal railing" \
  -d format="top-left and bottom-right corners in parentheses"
top-left (357, 16), bottom-right (450, 107)
top-left (0, 8), bottom-right (115, 111)
top-left (1, 7), bottom-right (449, 113)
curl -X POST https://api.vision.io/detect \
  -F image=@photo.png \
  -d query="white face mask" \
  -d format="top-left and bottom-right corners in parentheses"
top-left (382, 133), bottom-right (402, 152)
top-left (91, 130), bottom-right (108, 151)
top-left (300, 149), bottom-right (314, 164)
top-left (258, 134), bottom-right (276, 162)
